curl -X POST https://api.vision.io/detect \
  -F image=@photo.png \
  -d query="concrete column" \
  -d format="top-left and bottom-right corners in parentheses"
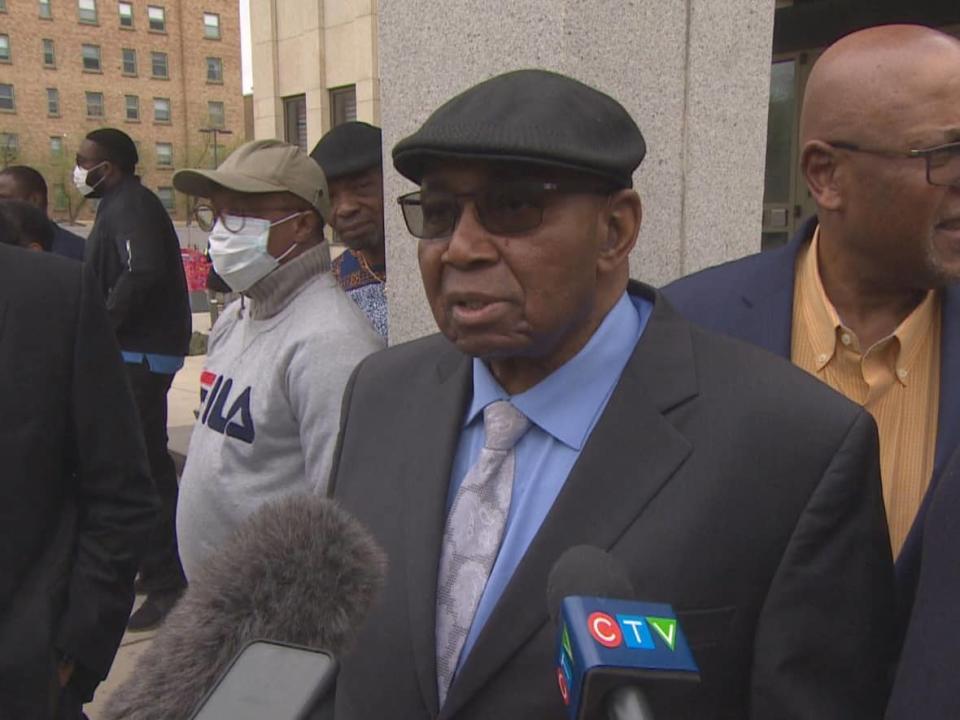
top-left (251, 0), bottom-right (283, 141)
top-left (379, 0), bottom-right (775, 345)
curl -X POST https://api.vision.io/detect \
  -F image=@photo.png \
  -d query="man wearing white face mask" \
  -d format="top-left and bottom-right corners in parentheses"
top-left (80, 127), bottom-right (192, 632)
top-left (171, 140), bottom-right (383, 582)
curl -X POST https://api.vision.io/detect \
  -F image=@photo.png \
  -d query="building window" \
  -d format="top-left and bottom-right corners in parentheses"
top-left (156, 186), bottom-right (175, 211)
top-left (0, 133), bottom-right (19, 163)
top-left (47, 88), bottom-right (59, 116)
top-left (50, 136), bottom-right (63, 158)
top-left (156, 142), bottom-right (173, 167)
top-left (151, 51), bottom-right (168, 79)
top-left (53, 184), bottom-right (68, 210)
top-left (42, 39), bottom-right (55, 67)
top-left (206, 57), bottom-right (222, 83)
top-left (203, 12), bottom-right (220, 39)
top-left (330, 85), bottom-right (357, 128)
top-left (153, 97), bottom-right (171, 123)
top-left (0, 84), bottom-right (14, 112)
top-left (125, 94), bottom-right (139, 121)
top-left (39, 0), bottom-right (52, 18)
top-left (122, 48), bottom-right (137, 75)
top-left (0, 0), bottom-right (6, 11)
top-left (207, 101), bottom-right (225, 129)
top-left (78, 0), bottom-right (97, 24)
top-left (0, 34), bottom-right (10, 63)
top-left (147, 5), bottom-right (165, 32)
top-left (118, 1), bottom-right (133, 27)
top-left (82, 44), bottom-right (101, 72)
top-left (85, 91), bottom-right (104, 118)
top-left (283, 95), bottom-right (306, 151)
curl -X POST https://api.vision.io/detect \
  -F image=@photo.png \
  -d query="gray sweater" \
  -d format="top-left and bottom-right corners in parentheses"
top-left (176, 245), bottom-right (384, 580)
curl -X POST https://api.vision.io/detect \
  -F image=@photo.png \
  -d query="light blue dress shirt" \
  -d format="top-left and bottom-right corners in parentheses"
top-left (448, 290), bottom-right (653, 669)
top-left (121, 351), bottom-right (185, 374)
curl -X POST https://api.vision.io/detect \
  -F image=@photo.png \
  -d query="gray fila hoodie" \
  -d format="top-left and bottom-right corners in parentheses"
top-left (176, 244), bottom-right (384, 581)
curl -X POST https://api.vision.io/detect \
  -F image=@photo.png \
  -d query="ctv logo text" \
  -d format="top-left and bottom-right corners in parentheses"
top-left (587, 612), bottom-right (677, 651)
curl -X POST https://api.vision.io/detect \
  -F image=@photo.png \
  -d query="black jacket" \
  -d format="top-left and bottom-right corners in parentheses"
top-left (0, 246), bottom-right (159, 718)
top-left (84, 176), bottom-right (191, 356)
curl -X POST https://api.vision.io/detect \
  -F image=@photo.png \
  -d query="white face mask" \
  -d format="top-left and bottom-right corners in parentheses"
top-left (207, 212), bottom-right (306, 293)
top-left (72, 162), bottom-right (107, 197)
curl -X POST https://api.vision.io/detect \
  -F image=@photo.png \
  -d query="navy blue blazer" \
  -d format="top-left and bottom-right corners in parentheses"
top-left (51, 222), bottom-right (86, 262)
top-left (885, 445), bottom-right (960, 718)
top-left (662, 217), bottom-right (960, 612)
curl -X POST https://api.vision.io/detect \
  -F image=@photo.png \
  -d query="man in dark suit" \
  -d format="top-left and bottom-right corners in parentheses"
top-left (663, 26), bottom-right (960, 665)
top-left (0, 165), bottom-right (85, 261)
top-left (0, 237), bottom-right (158, 718)
top-left (329, 69), bottom-right (895, 719)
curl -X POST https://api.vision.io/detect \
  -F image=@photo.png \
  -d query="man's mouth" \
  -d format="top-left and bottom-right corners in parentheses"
top-left (448, 295), bottom-right (508, 324)
top-left (936, 216), bottom-right (960, 232)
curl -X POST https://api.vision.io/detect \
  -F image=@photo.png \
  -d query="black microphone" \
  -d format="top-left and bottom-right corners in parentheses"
top-left (101, 493), bottom-right (386, 720)
top-left (547, 546), bottom-right (699, 720)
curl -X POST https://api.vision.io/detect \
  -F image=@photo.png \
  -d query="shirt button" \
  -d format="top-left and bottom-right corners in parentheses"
top-left (817, 353), bottom-right (829, 364)
top-left (840, 333), bottom-right (852, 346)
top-left (897, 368), bottom-right (908, 379)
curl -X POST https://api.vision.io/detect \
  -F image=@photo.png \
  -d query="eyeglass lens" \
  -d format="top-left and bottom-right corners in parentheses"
top-left (927, 145), bottom-right (960, 186)
top-left (194, 205), bottom-right (216, 231)
top-left (401, 184), bottom-right (551, 239)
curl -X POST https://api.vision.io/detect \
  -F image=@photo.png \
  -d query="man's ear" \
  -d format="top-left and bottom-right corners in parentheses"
top-left (597, 189), bottom-right (641, 272)
top-left (24, 242), bottom-right (45, 253)
top-left (801, 141), bottom-right (844, 211)
top-left (28, 191), bottom-right (47, 211)
top-left (291, 210), bottom-right (322, 244)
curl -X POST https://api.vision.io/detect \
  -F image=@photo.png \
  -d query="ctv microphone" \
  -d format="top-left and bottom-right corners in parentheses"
top-left (101, 494), bottom-right (386, 720)
top-left (547, 546), bottom-right (700, 720)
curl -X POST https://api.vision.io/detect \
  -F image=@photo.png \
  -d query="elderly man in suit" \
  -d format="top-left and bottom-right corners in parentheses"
top-left (328, 69), bottom-right (896, 719)
top-left (0, 237), bottom-right (157, 717)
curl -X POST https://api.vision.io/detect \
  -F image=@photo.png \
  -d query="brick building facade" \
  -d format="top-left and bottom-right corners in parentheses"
top-left (0, 0), bottom-right (243, 220)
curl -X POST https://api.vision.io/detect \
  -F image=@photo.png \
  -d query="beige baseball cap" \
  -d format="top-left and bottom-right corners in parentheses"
top-left (173, 139), bottom-right (331, 219)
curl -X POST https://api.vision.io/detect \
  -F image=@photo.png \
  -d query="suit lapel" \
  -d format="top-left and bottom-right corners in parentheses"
top-left (441, 288), bottom-right (698, 718)
top-left (403, 343), bottom-right (472, 718)
top-left (934, 284), bottom-right (960, 478)
top-left (733, 218), bottom-right (815, 359)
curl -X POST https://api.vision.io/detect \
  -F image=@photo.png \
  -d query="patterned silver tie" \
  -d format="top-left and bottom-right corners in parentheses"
top-left (435, 400), bottom-right (530, 706)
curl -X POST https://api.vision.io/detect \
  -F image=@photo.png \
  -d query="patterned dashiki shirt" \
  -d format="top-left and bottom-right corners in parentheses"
top-left (332, 248), bottom-right (388, 340)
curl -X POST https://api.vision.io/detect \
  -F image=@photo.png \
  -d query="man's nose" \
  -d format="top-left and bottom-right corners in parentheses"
top-left (334, 192), bottom-right (360, 217)
top-left (441, 199), bottom-right (498, 267)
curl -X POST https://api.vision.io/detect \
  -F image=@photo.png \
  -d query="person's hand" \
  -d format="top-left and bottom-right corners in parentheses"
top-left (57, 660), bottom-right (75, 688)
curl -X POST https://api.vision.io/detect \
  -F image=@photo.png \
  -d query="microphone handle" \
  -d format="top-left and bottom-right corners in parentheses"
top-left (604, 686), bottom-right (655, 720)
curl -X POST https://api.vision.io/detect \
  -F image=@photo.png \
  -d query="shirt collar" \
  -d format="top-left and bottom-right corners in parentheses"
top-left (892, 288), bottom-right (940, 386)
top-left (797, 226), bottom-right (843, 369)
top-left (465, 292), bottom-right (644, 450)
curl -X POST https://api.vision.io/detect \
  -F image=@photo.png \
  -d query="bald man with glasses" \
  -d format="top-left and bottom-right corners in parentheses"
top-left (664, 25), bottom-right (960, 715)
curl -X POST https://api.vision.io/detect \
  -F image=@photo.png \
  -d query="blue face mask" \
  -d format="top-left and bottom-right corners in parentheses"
top-left (207, 211), bottom-right (306, 293)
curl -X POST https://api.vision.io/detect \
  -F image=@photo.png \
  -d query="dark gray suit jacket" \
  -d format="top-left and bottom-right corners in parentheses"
top-left (329, 282), bottom-right (895, 720)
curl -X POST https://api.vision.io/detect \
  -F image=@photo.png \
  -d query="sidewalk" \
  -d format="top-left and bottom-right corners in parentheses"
top-left (86, 314), bottom-right (209, 718)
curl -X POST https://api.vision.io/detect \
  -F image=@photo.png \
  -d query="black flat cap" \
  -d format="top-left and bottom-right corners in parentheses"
top-left (310, 122), bottom-right (382, 181)
top-left (393, 69), bottom-right (646, 188)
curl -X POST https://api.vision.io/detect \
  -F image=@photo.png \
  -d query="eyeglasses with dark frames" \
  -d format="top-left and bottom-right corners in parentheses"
top-left (397, 179), bottom-right (617, 240)
top-left (825, 140), bottom-right (960, 187)
top-left (192, 203), bottom-right (307, 233)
